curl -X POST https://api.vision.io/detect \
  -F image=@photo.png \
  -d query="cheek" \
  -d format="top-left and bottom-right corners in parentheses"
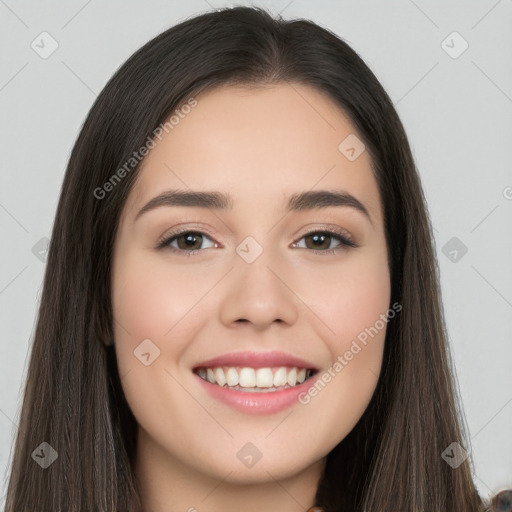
top-left (297, 248), bottom-right (390, 437)
top-left (112, 252), bottom-right (211, 341)
top-left (301, 248), bottom-right (391, 350)
top-left (111, 252), bottom-right (208, 382)
top-left (110, 253), bottom-right (216, 436)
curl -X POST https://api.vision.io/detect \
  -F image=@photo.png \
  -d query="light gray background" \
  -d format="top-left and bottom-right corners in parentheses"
top-left (1, 0), bottom-right (511, 507)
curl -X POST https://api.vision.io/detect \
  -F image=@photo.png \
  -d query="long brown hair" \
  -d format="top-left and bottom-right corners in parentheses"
top-left (4, 6), bottom-right (496, 511)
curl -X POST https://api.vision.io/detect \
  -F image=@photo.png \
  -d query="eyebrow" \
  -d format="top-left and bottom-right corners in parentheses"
top-left (134, 189), bottom-right (373, 224)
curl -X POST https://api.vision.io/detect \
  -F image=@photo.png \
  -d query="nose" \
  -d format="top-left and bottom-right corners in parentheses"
top-left (218, 247), bottom-right (299, 331)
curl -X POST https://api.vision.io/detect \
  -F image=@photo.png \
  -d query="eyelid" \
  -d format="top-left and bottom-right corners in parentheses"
top-left (296, 225), bottom-right (355, 245)
top-left (156, 222), bottom-right (218, 243)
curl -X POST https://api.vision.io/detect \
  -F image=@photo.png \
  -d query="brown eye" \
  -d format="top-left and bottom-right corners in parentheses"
top-left (175, 232), bottom-right (204, 250)
top-left (158, 231), bottom-right (215, 253)
top-left (303, 232), bottom-right (333, 250)
top-left (294, 230), bottom-right (357, 253)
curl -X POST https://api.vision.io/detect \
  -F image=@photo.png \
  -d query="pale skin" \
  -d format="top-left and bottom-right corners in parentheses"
top-left (111, 82), bottom-right (391, 512)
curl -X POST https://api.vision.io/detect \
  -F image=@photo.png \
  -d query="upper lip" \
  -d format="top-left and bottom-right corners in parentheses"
top-left (193, 350), bottom-right (318, 371)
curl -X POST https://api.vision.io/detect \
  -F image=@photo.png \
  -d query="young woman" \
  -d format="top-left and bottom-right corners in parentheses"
top-left (4, 6), bottom-right (509, 512)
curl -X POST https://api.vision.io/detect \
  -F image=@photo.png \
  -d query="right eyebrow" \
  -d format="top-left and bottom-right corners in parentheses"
top-left (134, 190), bottom-right (233, 223)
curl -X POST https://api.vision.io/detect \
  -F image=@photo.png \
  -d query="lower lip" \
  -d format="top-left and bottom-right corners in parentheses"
top-left (195, 372), bottom-right (319, 414)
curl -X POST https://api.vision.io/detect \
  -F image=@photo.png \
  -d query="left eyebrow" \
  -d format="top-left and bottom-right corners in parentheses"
top-left (286, 190), bottom-right (373, 226)
top-left (134, 189), bottom-right (373, 226)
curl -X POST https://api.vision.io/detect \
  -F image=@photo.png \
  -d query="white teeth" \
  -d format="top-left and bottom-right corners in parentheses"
top-left (206, 368), bottom-right (215, 384)
top-left (256, 368), bottom-right (274, 388)
top-left (273, 367), bottom-right (287, 387)
top-left (287, 367), bottom-right (297, 386)
top-left (226, 367), bottom-right (239, 386)
top-left (214, 367), bottom-right (226, 386)
top-left (197, 365), bottom-right (313, 390)
top-left (239, 367), bottom-right (256, 387)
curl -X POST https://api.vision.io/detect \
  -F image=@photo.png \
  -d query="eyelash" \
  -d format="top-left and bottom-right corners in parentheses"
top-left (156, 227), bottom-right (358, 257)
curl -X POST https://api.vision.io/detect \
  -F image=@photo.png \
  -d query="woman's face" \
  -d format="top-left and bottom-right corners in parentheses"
top-left (111, 83), bottom-right (391, 486)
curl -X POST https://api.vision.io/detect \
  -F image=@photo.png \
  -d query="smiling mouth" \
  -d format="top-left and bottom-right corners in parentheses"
top-left (193, 366), bottom-right (317, 392)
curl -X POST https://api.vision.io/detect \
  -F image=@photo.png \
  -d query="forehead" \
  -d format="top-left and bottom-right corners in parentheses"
top-left (123, 82), bottom-right (382, 224)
